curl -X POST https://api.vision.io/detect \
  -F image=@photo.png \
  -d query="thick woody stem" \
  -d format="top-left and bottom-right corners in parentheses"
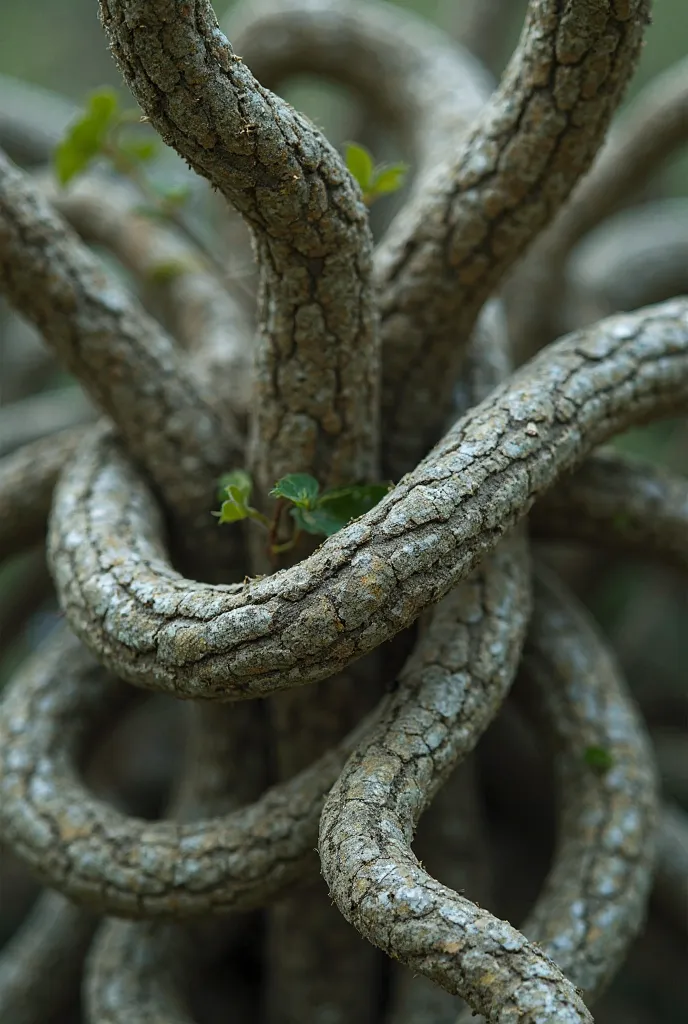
top-left (99, 0), bottom-right (379, 493)
top-left (377, 0), bottom-right (651, 475)
top-left (47, 300), bottom-right (688, 701)
top-left (0, 428), bottom-right (86, 563)
top-left (0, 891), bottom-right (96, 1024)
top-left (387, 290), bottom-right (510, 1024)
top-left (0, 625), bottom-right (379, 917)
top-left (0, 151), bottom-right (243, 559)
top-left (530, 450), bottom-right (688, 571)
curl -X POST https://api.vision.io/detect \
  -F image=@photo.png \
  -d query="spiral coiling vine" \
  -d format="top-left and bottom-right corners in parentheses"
top-left (0, 1), bottom-right (686, 1022)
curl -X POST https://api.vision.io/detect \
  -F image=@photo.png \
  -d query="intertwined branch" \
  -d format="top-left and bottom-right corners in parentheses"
top-left (0, 1), bottom-right (686, 1023)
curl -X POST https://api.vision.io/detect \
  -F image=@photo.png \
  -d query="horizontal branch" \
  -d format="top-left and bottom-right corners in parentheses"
top-left (48, 300), bottom-right (688, 700)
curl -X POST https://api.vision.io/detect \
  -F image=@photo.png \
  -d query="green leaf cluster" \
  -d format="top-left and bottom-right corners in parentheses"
top-left (214, 470), bottom-right (392, 553)
top-left (344, 143), bottom-right (408, 206)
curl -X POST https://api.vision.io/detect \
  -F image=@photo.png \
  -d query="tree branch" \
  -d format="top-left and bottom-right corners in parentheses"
top-left (43, 172), bottom-right (254, 423)
top-left (0, 428), bottom-right (85, 564)
top-left (377, 0), bottom-right (652, 475)
top-left (0, 625), bottom-right (379, 917)
top-left (508, 54), bottom-right (688, 354)
top-left (47, 300), bottom-right (688, 700)
top-left (0, 150), bottom-right (243, 557)
top-left (99, 0), bottom-right (379, 492)
top-left (530, 450), bottom-right (688, 571)
top-left (0, 891), bottom-right (96, 1024)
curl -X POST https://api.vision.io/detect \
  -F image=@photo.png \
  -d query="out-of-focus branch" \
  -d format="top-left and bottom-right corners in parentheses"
top-left (0, 388), bottom-right (93, 460)
top-left (456, 566), bottom-right (659, 1022)
top-left (0, 891), bottom-right (96, 1024)
top-left (0, 150), bottom-right (243, 558)
top-left (48, 301), bottom-right (688, 701)
top-left (653, 802), bottom-right (688, 934)
top-left (446, 0), bottom-right (515, 77)
top-left (0, 428), bottom-right (85, 564)
top-left (43, 172), bottom-right (254, 422)
top-left (531, 450), bottom-right (688, 572)
top-left (0, 74), bottom-right (76, 167)
top-left (99, 0), bottom-right (378, 494)
top-left (564, 199), bottom-right (688, 328)
top-left (509, 55), bottom-right (688, 355)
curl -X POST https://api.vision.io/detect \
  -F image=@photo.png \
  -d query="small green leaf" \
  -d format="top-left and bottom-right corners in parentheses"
top-left (344, 142), bottom-right (374, 191)
top-left (270, 473), bottom-right (320, 508)
top-left (216, 499), bottom-right (249, 524)
top-left (118, 138), bottom-right (158, 163)
top-left (218, 469), bottom-right (253, 504)
top-left (156, 184), bottom-right (192, 208)
top-left (584, 746), bottom-right (614, 773)
top-left (54, 88), bottom-right (119, 185)
top-left (87, 89), bottom-right (119, 124)
top-left (147, 259), bottom-right (191, 284)
top-left (318, 483), bottom-right (391, 523)
top-left (291, 506), bottom-right (345, 538)
top-left (370, 162), bottom-right (408, 196)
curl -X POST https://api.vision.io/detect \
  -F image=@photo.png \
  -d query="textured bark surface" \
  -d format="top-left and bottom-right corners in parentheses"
top-left (47, 302), bottom-right (688, 700)
top-left (1, 0), bottom-right (686, 1020)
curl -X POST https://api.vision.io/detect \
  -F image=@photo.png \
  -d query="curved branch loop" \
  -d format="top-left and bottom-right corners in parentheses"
top-left (317, 534), bottom-right (597, 1024)
top-left (0, 625), bottom-right (375, 918)
top-left (48, 300), bottom-right (688, 700)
